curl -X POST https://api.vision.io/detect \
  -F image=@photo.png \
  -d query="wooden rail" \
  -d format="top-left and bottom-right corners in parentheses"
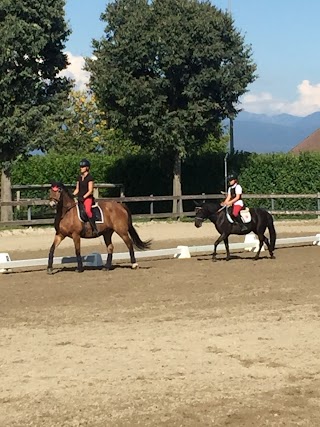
top-left (1, 190), bottom-right (320, 227)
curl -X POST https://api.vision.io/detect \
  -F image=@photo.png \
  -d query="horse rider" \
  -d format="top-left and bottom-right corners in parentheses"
top-left (221, 173), bottom-right (248, 231)
top-left (73, 158), bottom-right (99, 236)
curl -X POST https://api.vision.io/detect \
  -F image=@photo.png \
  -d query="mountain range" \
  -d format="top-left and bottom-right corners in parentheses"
top-left (228, 111), bottom-right (320, 153)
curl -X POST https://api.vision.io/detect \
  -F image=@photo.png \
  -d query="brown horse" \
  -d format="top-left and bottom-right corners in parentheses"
top-left (47, 182), bottom-right (151, 274)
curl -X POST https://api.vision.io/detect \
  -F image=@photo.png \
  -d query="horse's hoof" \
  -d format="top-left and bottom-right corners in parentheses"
top-left (132, 263), bottom-right (139, 269)
top-left (75, 268), bottom-right (84, 273)
top-left (102, 266), bottom-right (111, 271)
top-left (270, 254), bottom-right (276, 259)
top-left (211, 258), bottom-right (217, 263)
top-left (226, 257), bottom-right (231, 262)
top-left (47, 268), bottom-right (53, 275)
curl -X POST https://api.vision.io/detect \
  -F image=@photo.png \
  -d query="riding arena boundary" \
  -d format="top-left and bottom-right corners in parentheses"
top-left (1, 233), bottom-right (319, 273)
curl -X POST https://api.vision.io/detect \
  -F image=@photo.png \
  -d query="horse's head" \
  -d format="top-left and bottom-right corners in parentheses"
top-left (194, 203), bottom-right (208, 228)
top-left (49, 182), bottom-right (63, 208)
top-left (194, 201), bottom-right (221, 228)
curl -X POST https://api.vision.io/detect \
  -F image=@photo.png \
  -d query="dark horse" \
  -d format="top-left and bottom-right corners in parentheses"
top-left (194, 201), bottom-right (276, 261)
top-left (47, 182), bottom-right (151, 274)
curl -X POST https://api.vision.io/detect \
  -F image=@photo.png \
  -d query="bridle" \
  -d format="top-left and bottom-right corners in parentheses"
top-left (49, 187), bottom-right (77, 218)
top-left (195, 206), bottom-right (219, 222)
top-left (195, 206), bottom-right (205, 223)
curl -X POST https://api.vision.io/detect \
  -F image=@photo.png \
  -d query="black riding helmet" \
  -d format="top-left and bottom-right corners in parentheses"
top-left (79, 158), bottom-right (90, 168)
top-left (227, 173), bottom-right (238, 181)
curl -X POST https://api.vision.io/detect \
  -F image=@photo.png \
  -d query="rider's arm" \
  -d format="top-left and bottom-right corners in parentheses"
top-left (83, 180), bottom-right (94, 199)
top-left (228, 194), bottom-right (241, 204)
top-left (222, 190), bottom-right (231, 205)
top-left (73, 181), bottom-right (79, 196)
top-left (228, 185), bottom-right (242, 205)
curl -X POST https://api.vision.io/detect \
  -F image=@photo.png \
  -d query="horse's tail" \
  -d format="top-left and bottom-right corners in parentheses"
top-left (267, 212), bottom-right (276, 252)
top-left (123, 204), bottom-right (152, 250)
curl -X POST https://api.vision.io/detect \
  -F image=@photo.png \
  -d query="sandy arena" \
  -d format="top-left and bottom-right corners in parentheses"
top-left (1, 220), bottom-right (320, 426)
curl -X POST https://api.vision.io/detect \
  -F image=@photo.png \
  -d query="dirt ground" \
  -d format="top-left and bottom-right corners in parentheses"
top-left (1, 220), bottom-right (320, 426)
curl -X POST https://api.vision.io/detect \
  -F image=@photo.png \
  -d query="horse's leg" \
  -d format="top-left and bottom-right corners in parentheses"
top-left (119, 232), bottom-right (138, 269)
top-left (212, 233), bottom-right (228, 261)
top-left (72, 233), bottom-right (83, 272)
top-left (254, 234), bottom-right (265, 260)
top-left (262, 235), bottom-right (275, 259)
top-left (224, 237), bottom-right (231, 261)
top-left (47, 233), bottom-right (65, 274)
top-left (102, 230), bottom-right (114, 271)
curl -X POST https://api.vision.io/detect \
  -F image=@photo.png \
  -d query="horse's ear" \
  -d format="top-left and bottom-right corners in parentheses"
top-left (193, 200), bottom-right (202, 207)
top-left (51, 181), bottom-right (62, 191)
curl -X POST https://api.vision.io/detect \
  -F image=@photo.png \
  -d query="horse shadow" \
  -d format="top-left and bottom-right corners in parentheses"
top-left (51, 264), bottom-right (151, 274)
top-left (196, 252), bottom-right (273, 262)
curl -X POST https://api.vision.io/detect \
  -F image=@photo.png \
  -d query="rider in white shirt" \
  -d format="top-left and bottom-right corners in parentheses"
top-left (221, 173), bottom-right (248, 231)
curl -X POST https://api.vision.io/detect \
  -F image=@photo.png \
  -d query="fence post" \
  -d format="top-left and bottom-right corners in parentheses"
top-left (27, 206), bottom-right (32, 221)
top-left (16, 190), bottom-right (21, 212)
top-left (318, 192), bottom-right (320, 219)
top-left (120, 185), bottom-right (125, 198)
top-left (271, 194), bottom-right (275, 212)
top-left (93, 188), bottom-right (99, 199)
top-left (150, 194), bottom-right (154, 215)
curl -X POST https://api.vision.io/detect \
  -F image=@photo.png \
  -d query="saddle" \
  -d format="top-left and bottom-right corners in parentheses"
top-left (226, 207), bottom-right (251, 224)
top-left (77, 202), bottom-right (104, 223)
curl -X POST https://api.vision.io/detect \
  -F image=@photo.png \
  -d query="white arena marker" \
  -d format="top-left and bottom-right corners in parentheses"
top-left (243, 233), bottom-right (265, 253)
top-left (244, 233), bottom-right (257, 252)
top-left (312, 234), bottom-right (320, 246)
top-left (0, 253), bottom-right (13, 274)
top-left (174, 245), bottom-right (191, 259)
top-left (0, 236), bottom-right (318, 272)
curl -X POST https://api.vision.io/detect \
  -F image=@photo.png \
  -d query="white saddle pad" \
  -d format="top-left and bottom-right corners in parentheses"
top-left (240, 208), bottom-right (251, 223)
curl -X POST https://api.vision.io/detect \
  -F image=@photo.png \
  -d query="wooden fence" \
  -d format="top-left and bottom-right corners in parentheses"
top-left (0, 184), bottom-right (320, 227)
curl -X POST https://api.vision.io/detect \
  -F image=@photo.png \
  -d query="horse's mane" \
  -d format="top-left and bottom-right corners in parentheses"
top-left (202, 201), bottom-right (221, 214)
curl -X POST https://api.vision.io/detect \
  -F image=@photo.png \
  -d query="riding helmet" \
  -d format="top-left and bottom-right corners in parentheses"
top-left (227, 173), bottom-right (238, 181)
top-left (79, 158), bottom-right (90, 168)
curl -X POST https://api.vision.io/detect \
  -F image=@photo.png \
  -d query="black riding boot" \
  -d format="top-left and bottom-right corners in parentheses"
top-left (88, 217), bottom-right (99, 236)
top-left (233, 214), bottom-right (248, 232)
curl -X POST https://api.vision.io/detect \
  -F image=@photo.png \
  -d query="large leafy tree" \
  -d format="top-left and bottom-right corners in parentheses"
top-left (49, 91), bottom-right (141, 156)
top-left (87, 0), bottom-right (256, 210)
top-left (0, 0), bottom-right (71, 220)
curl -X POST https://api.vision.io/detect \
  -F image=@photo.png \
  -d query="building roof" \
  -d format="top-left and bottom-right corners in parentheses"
top-left (290, 128), bottom-right (320, 153)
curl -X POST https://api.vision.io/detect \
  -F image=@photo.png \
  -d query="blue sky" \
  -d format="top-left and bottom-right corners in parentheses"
top-left (64, 0), bottom-right (320, 116)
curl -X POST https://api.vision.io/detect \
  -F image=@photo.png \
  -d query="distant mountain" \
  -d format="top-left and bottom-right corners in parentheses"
top-left (228, 111), bottom-right (320, 153)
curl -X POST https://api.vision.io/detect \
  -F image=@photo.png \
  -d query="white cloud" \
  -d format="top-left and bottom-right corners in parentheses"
top-left (241, 80), bottom-right (320, 116)
top-left (61, 56), bottom-right (320, 118)
top-left (60, 51), bottom-right (91, 91)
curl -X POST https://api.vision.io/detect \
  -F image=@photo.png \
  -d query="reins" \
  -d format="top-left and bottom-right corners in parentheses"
top-left (195, 210), bottom-right (218, 222)
top-left (51, 193), bottom-right (77, 220)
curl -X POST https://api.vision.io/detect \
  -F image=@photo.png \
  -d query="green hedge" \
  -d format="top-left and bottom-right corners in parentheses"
top-left (10, 151), bottom-right (320, 215)
top-left (239, 152), bottom-right (320, 211)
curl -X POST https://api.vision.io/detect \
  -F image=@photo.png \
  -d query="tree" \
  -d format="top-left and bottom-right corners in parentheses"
top-left (48, 91), bottom-right (141, 156)
top-left (0, 0), bottom-right (71, 220)
top-left (86, 0), bottom-right (256, 211)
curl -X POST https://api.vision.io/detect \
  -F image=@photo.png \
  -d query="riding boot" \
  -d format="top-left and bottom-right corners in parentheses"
top-left (233, 214), bottom-right (248, 232)
top-left (88, 217), bottom-right (99, 236)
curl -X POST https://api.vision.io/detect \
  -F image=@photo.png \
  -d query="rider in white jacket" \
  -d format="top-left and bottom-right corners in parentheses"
top-left (221, 173), bottom-right (248, 231)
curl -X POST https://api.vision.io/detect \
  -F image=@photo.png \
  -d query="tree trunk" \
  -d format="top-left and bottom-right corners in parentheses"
top-left (172, 153), bottom-right (183, 215)
top-left (1, 166), bottom-right (13, 222)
